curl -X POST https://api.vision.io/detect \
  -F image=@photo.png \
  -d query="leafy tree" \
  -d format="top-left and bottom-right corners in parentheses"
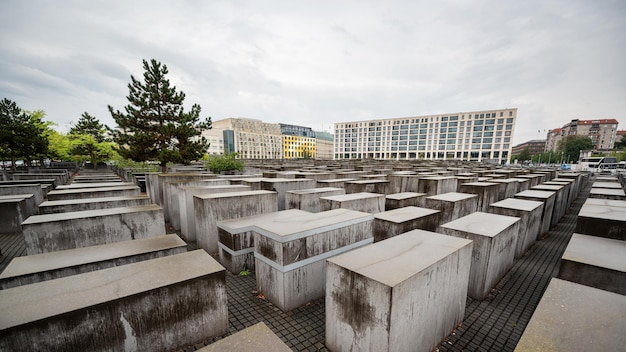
top-left (109, 59), bottom-right (211, 172)
top-left (615, 137), bottom-right (626, 150)
top-left (0, 99), bottom-right (48, 169)
top-left (48, 130), bottom-right (73, 161)
top-left (531, 150), bottom-right (562, 164)
top-left (69, 112), bottom-right (110, 142)
top-left (69, 134), bottom-right (117, 168)
top-left (516, 148), bottom-right (532, 162)
top-left (558, 135), bottom-right (594, 163)
top-left (205, 153), bottom-right (245, 174)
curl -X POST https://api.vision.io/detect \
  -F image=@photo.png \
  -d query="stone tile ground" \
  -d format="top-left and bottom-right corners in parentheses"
top-left (0, 177), bottom-right (591, 352)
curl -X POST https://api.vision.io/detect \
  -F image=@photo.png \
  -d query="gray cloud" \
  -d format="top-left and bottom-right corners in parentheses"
top-left (0, 0), bottom-right (624, 144)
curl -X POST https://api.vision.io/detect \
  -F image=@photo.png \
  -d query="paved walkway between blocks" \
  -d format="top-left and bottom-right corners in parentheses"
top-left (0, 177), bottom-right (592, 352)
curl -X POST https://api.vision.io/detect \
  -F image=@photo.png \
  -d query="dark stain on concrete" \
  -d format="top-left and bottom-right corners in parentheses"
top-left (331, 267), bottom-right (376, 333)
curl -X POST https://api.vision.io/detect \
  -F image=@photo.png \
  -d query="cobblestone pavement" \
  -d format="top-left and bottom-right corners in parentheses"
top-left (0, 177), bottom-right (591, 352)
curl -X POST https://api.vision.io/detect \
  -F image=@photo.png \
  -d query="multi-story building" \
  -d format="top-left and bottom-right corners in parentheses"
top-left (545, 119), bottom-right (619, 151)
top-left (334, 108), bottom-right (517, 163)
top-left (201, 127), bottom-right (226, 155)
top-left (511, 139), bottom-right (546, 156)
top-left (614, 130), bottom-right (625, 148)
top-left (280, 124), bottom-right (316, 159)
top-left (212, 118), bottom-right (283, 159)
top-left (315, 131), bottom-right (334, 160)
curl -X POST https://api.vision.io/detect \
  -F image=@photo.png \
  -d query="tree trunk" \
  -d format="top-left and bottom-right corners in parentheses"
top-left (160, 163), bottom-right (168, 173)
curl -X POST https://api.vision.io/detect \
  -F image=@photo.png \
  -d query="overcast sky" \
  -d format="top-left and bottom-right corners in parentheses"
top-left (1, 0), bottom-right (624, 145)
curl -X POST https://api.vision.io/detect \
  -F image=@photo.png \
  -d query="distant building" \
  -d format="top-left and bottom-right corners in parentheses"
top-left (315, 131), bottom-right (334, 160)
top-left (201, 127), bottom-right (226, 155)
top-left (334, 108), bottom-right (517, 163)
top-left (212, 118), bottom-right (283, 159)
top-left (545, 119), bottom-right (619, 151)
top-left (512, 139), bottom-right (546, 156)
top-left (280, 124), bottom-right (316, 159)
top-left (616, 130), bottom-right (626, 147)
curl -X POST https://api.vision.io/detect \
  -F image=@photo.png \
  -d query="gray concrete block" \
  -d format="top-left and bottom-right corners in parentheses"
top-left (0, 197), bottom-right (30, 234)
top-left (373, 206), bottom-right (441, 242)
top-left (0, 184), bottom-right (45, 206)
top-left (194, 190), bottom-right (278, 254)
top-left (574, 203), bottom-right (626, 240)
top-left (589, 188), bottom-right (626, 200)
top-left (508, 177), bottom-right (531, 192)
top-left (418, 176), bottom-right (458, 196)
top-left (458, 182), bottom-right (502, 212)
top-left (591, 182), bottom-right (623, 189)
top-left (424, 192), bottom-right (478, 225)
top-left (387, 174), bottom-right (421, 194)
top-left (217, 209), bottom-right (310, 274)
top-left (385, 192), bottom-right (427, 210)
top-left (179, 185), bottom-right (251, 241)
top-left (285, 187), bottom-right (345, 212)
top-left (515, 190), bottom-right (556, 236)
top-left (490, 179), bottom-right (521, 199)
top-left (0, 234), bottom-right (187, 289)
top-left (0, 250), bottom-right (228, 352)
top-left (320, 192), bottom-right (385, 213)
top-left (22, 204), bottom-right (166, 254)
top-left (489, 198), bottom-right (544, 258)
top-left (38, 195), bottom-right (152, 214)
top-left (46, 185), bottom-right (140, 201)
top-left (344, 180), bottom-right (390, 195)
top-left (316, 178), bottom-right (356, 189)
top-left (254, 209), bottom-right (373, 311)
top-left (164, 179), bottom-right (228, 224)
top-left (514, 278), bottom-right (626, 352)
top-left (56, 182), bottom-right (134, 190)
top-left (439, 212), bottom-right (520, 300)
top-left (261, 178), bottom-right (317, 210)
top-left (558, 233), bottom-right (626, 295)
top-left (198, 322), bottom-right (291, 352)
top-left (532, 184), bottom-right (567, 226)
top-left (326, 230), bottom-right (473, 352)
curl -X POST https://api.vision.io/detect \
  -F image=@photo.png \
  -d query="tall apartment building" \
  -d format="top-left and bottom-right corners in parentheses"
top-left (334, 108), bottom-right (517, 163)
top-left (545, 119), bottom-right (619, 151)
top-left (212, 118), bottom-right (283, 159)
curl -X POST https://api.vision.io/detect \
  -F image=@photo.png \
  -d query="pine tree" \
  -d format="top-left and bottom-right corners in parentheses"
top-left (0, 99), bottom-right (48, 170)
top-left (108, 59), bottom-right (211, 172)
top-left (69, 112), bottom-right (109, 142)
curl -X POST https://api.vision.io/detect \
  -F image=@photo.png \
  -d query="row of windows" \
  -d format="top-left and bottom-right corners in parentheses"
top-left (337, 111), bottom-right (515, 129)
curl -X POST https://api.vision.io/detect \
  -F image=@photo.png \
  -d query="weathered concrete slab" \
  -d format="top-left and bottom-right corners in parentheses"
top-left (490, 179), bottom-right (521, 199)
top-left (558, 233), bottom-right (626, 295)
top-left (591, 182), bottom-right (623, 189)
top-left (514, 174), bottom-right (543, 187)
top-left (217, 209), bottom-right (310, 274)
top-left (589, 188), bottom-right (626, 200)
top-left (0, 184), bottom-right (45, 206)
top-left (0, 197), bottom-right (30, 234)
top-left (344, 179), bottom-right (390, 195)
top-left (285, 187), bottom-right (345, 212)
top-left (261, 178), bottom-right (317, 210)
top-left (179, 185), bottom-right (251, 241)
top-left (515, 190), bottom-right (556, 236)
top-left (164, 179), bottom-right (229, 224)
top-left (0, 250), bottom-right (228, 351)
top-left (508, 178), bottom-right (531, 192)
top-left (0, 178), bottom-right (57, 191)
top-left (0, 234), bottom-right (187, 289)
top-left (574, 203), bottom-right (626, 240)
top-left (314, 177), bottom-right (352, 188)
top-left (489, 198), bottom-right (544, 258)
top-left (439, 211), bottom-right (520, 300)
top-left (424, 192), bottom-right (478, 225)
top-left (583, 198), bottom-right (626, 208)
top-left (38, 195), bottom-right (151, 214)
top-left (514, 278), bottom-right (626, 352)
top-left (145, 172), bottom-right (215, 208)
top-left (458, 182), bottom-right (502, 212)
top-left (326, 230), bottom-right (473, 352)
top-left (320, 192), bottom-right (385, 213)
top-left (373, 206), bottom-right (441, 242)
top-left (418, 176), bottom-right (458, 196)
top-left (12, 172), bottom-right (68, 186)
top-left (22, 204), bottom-right (166, 254)
top-left (56, 182), bottom-right (134, 190)
top-left (387, 174), bottom-right (421, 194)
top-left (46, 185), bottom-right (140, 201)
top-left (254, 209), bottom-right (373, 311)
top-left (545, 180), bottom-right (574, 207)
top-left (198, 322), bottom-right (291, 352)
top-left (385, 192), bottom-right (427, 210)
top-left (195, 190), bottom-right (278, 254)
top-left (532, 184), bottom-right (567, 226)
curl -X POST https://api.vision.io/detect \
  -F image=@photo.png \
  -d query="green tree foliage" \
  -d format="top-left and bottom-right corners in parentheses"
top-left (531, 150), bottom-right (563, 164)
top-left (69, 112), bottom-right (110, 142)
top-left (69, 134), bottom-right (117, 168)
top-left (558, 135), bottom-right (594, 162)
top-left (516, 148), bottom-right (532, 161)
top-left (0, 99), bottom-right (49, 169)
top-left (205, 153), bottom-right (245, 174)
top-left (109, 59), bottom-right (211, 172)
top-left (47, 130), bottom-right (72, 161)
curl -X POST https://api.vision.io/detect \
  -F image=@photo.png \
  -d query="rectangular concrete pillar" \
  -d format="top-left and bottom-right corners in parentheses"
top-left (490, 179), bottom-right (520, 200)
top-left (217, 209), bottom-right (310, 274)
top-left (387, 174), bottom-right (421, 194)
top-left (194, 190), bottom-right (278, 254)
top-left (532, 184), bottom-right (567, 226)
top-left (514, 278), bottom-right (626, 352)
top-left (285, 187), bottom-right (345, 212)
top-left (166, 179), bottom-right (230, 227)
top-left (373, 206), bottom-right (441, 242)
top-left (0, 184), bottom-right (45, 206)
top-left (320, 192), bottom-right (385, 213)
top-left (418, 176), bottom-right (458, 196)
top-left (459, 182), bottom-right (501, 212)
top-left (198, 322), bottom-right (292, 352)
top-left (558, 233), bottom-right (625, 295)
top-left (38, 195), bottom-right (151, 214)
top-left (574, 203), bottom-right (626, 240)
top-left (254, 209), bottom-right (373, 311)
top-left (514, 190), bottom-right (556, 236)
top-left (46, 185), bottom-right (140, 201)
top-left (0, 234), bottom-right (187, 289)
top-left (326, 230), bottom-right (472, 352)
top-left (424, 192), bottom-right (478, 225)
top-left (0, 196), bottom-right (30, 234)
top-left (385, 192), bottom-right (427, 210)
top-left (56, 182), bottom-right (134, 190)
top-left (344, 180), bottom-right (390, 195)
top-left (489, 198), bottom-right (544, 258)
top-left (0, 250), bottom-right (228, 352)
top-left (589, 188), bottom-right (626, 200)
top-left (439, 212), bottom-right (520, 300)
top-left (261, 178), bottom-right (317, 210)
top-left (316, 178), bottom-right (356, 189)
top-left (509, 178), bottom-right (531, 192)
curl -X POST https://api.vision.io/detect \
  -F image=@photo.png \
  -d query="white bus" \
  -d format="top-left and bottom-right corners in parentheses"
top-left (578, 156), bottom-right (619, 173)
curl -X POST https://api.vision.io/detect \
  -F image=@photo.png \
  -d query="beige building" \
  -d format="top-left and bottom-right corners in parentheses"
top-left (315, 138), bottom-right (334, 160)
top-left (334, 108), bottom-right (517, 163)
top-left (212, 118), bottom-right (283, 159)
top-left (201, 127), bottom-right (226, 155)
top-left (545, 119), bottom-right (619, 151)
